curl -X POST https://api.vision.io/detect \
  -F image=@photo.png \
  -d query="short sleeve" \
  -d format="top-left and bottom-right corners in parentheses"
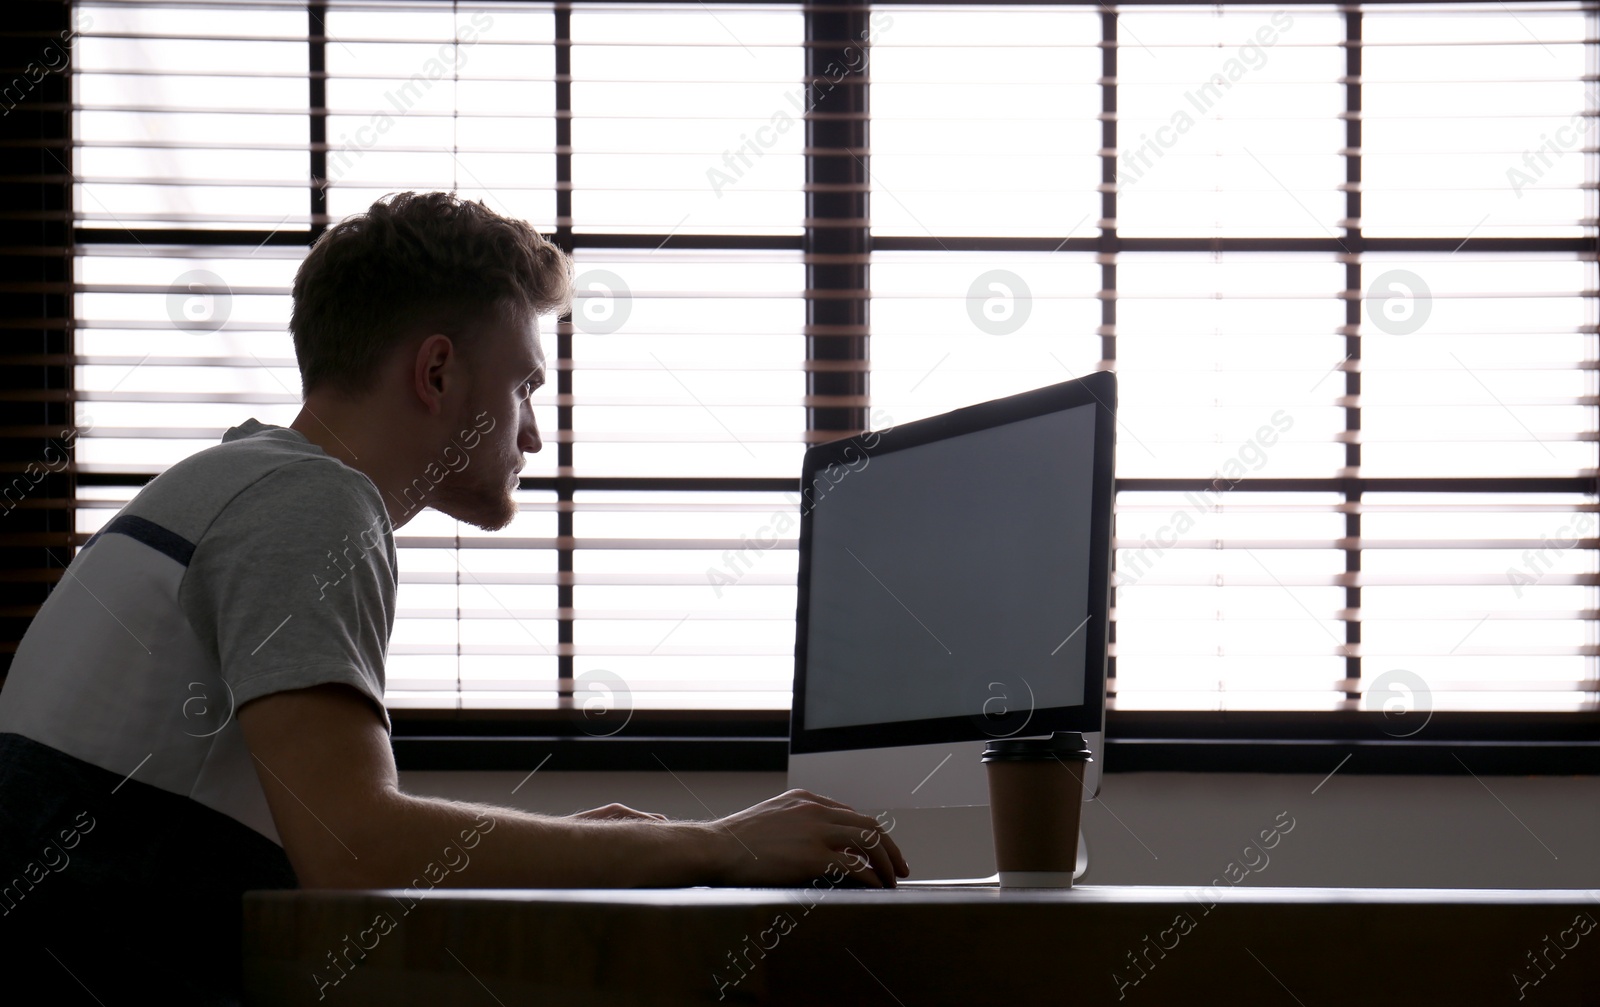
top-left (179, 459), bottom-right (397, 733)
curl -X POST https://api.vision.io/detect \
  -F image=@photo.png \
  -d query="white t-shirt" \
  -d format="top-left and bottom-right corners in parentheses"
top-left (0, 417), bottom-right (396, 1000)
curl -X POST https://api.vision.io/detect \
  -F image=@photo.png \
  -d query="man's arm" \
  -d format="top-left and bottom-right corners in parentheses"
top-left (237, 683), bottom-right (908, 889)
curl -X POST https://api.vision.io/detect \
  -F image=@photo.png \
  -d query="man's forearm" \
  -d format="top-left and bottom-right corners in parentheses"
top-left (313, 791), bottom-right (731, 890)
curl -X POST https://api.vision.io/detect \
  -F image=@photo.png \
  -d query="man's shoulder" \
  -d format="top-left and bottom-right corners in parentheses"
top-left (136, 422), bottom-right (389, 546)
top-left (172, 418), bottom-right (363, 495)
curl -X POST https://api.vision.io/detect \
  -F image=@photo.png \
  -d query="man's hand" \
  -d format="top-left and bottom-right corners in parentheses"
top-left (707, 789), bottom-right (909, 889)
top-left (568, 803), bottom-right (669, 823)
top-left (238, 685), bottom-right (905, 890)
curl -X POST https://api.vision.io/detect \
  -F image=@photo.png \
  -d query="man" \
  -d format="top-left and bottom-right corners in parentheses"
top-left (0, 191), bottom-right (905, 1002)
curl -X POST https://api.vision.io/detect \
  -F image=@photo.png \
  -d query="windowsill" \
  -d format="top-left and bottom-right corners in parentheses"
top-left (388, 710), bottom-right (1600, 776)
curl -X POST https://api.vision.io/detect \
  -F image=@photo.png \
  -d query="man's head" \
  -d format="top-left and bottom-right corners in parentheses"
top-left (289, 191), bottom-right (572, 531)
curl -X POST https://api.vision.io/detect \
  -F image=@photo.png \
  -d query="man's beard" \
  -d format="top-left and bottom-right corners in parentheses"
top-left (428, 463), bottom-right (519, 532)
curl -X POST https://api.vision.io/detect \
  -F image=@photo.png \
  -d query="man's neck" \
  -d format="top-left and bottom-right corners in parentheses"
top-left (288, 403), bottom-right (422, 531)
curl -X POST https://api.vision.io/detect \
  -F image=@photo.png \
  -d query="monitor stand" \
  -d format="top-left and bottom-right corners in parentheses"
top-left (896, 829), bottom-right (1087, 886)
top-left (899, 873), bottom-right (1000, 886)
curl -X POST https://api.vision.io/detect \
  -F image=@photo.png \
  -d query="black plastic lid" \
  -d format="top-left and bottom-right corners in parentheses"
top-left (980, 730), bottom-right (1094, 763)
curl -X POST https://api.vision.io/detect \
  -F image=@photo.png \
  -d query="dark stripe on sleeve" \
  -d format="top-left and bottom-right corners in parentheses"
top-left (82, 513), bottom-right (197, 567)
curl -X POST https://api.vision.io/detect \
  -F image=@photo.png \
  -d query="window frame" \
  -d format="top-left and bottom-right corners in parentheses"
top-left (41, 0), bottom-right (1600, 775)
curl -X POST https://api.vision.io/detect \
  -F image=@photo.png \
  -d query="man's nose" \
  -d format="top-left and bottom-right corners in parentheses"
top-left (521, 401), bottom-right (542, 454)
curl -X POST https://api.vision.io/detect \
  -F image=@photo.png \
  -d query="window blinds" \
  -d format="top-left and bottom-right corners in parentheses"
top-left (868, 2), bottom-right (1598, 714)
top-left (30, 0), bottom-right (1600, 719)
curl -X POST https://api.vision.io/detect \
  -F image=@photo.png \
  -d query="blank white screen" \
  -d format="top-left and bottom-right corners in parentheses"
top-left (803, 403), bottom-right (1097, 731)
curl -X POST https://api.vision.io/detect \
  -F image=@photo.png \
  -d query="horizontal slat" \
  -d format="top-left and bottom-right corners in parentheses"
top-left (34, 412), bottom-right (846, 430)
top-left (50, 35), bottom-right (1600, 48)
top-left (394, 607), bottom-right (1600, 622)
top-left (46, 532), bottom-right (1600, 551)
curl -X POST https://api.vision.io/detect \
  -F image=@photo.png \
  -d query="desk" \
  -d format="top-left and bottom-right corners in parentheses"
top-left (243, 885), bottom-right (1600, 1005)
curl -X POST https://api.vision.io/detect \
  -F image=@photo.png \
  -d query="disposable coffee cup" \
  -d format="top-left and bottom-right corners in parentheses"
top-left (981, 731), bottom-right (1093, 888)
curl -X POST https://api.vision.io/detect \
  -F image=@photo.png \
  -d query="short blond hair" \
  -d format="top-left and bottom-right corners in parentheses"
top-left (290, 191), bottom-right (572, 398)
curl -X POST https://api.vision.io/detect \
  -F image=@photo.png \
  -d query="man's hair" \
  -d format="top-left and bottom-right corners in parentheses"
top-left (290, 191), bottom-right (572, 398)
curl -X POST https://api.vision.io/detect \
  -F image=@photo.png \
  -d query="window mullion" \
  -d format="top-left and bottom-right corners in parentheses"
top-left (308, 2), bottom-right (328, 241)
top-left (554, 3), bottom-right (575, 709)
top-left (1344, 8), bottom-right (1362, 707)
top-left (805, 2), bottom-right (870, 437)
top-left (1103, 7), bottom-right (1119, 704)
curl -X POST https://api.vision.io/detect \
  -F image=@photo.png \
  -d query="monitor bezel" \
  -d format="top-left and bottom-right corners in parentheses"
top-left (788, 371), bottom-right (1117, 756)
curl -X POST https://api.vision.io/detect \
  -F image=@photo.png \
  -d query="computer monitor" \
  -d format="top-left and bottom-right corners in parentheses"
top-left (787, 373), bottom-right (1116, 880)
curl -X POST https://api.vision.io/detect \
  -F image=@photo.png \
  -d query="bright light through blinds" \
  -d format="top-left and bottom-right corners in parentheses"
top-left (67, 1), bottom-right (1597, 716)
top-left (870, 251), bottom-right (1103, 423)
top-left (377, 488), bottom-right (562, 709)
top-left (1360, 253), bottom-right (1594, 478)
top-left (72, 5), bottom-right (309, 229)
top-left (572, 491), bottom-right (798, 710)
top-left (71, 242), bottom-right (556, 480)
top-left (569, 250), bottom-right (806, 478)
top-left (1362, 6), bottom-right (1594, 239)
top-left (1113, 492), bottom-right (1349, 711)
top-left (1360, 493), bottom-right (1596, 712)
top-left (871, 3), bottom-right (1597, 714)
top-left (571, 7), bottom-right (804, 235)
top-left (73, 246), bottom-right (310, 472)
top-left (1115, 7), bottom-right (1346, 238)
top-left (1113, 254), bottom-right (1345, 480)
top-left (869, 8), bottom-right (1101, 237)
top-left (1108, 251), bottom-right (1339, 712)
top-left (70, 1), bottom-right (810, 712)
top-left (322, 6), bottom-right (558, 227)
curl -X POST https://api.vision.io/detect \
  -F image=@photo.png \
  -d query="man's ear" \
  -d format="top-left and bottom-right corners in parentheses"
top-left (412, 333), bottom-right (458, 416)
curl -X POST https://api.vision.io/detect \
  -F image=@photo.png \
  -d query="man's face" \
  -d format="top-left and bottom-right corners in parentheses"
top-left (426, 307), bottom-right (545, 532)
